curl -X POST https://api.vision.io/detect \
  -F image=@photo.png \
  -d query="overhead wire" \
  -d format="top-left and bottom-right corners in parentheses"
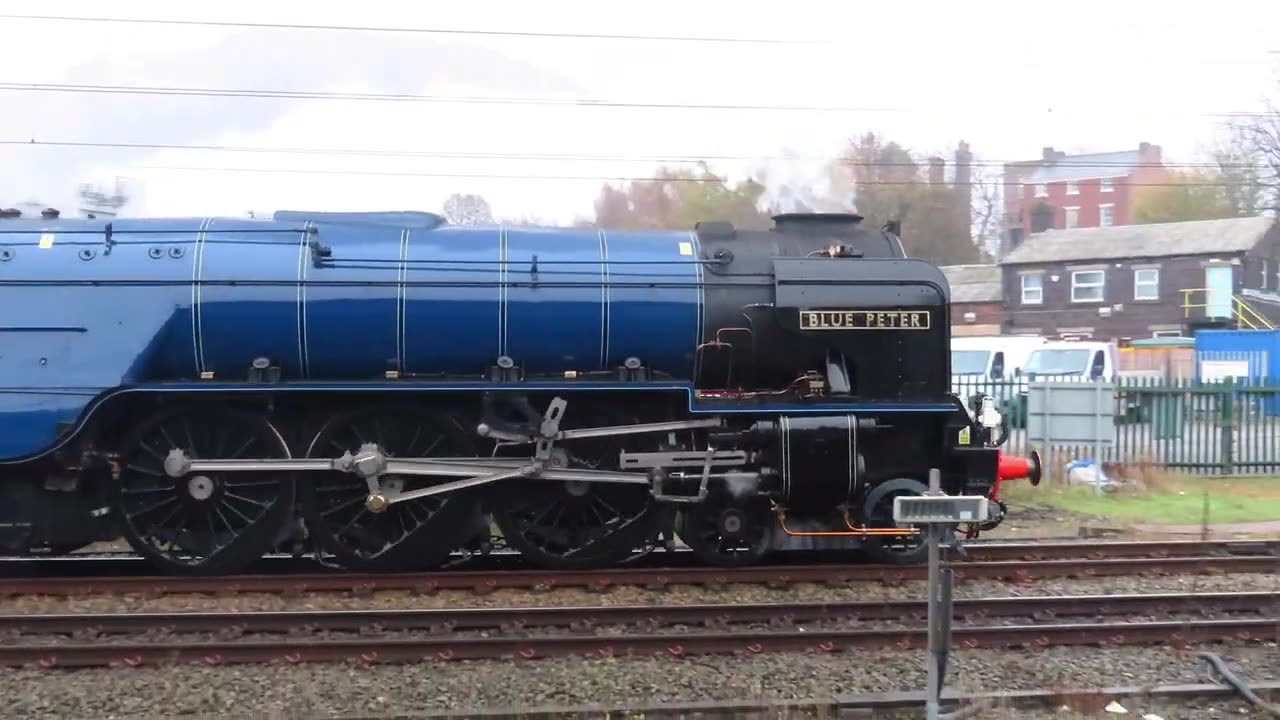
top-left (1, 82), bottom-right (1275, 118)
top-left (0, 82), bottom-right (907, 113)
top-left (0, 13), bottom-right (829, 45)
top-left (2, 139), bottom-right (1272, 170)
top-left (1, 19), bottom-right (1274, 187)
top-left (52, 165), bottom-right (1275, 188)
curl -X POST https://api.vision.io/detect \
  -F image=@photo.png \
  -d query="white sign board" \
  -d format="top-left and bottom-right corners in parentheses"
top-left (1200, 360), bottom-right (1250, 382)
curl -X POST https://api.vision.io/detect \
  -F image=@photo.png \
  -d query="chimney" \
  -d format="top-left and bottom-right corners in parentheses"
top-left (954, 141), bottom-right (973, 246)
top-left (1042, 146), bottom-right (1057, 161)
top-left (928, 156), bottom-right (945, 185)
top-left (954, 142), bottom-right (972, 184)
top-left (1139, 142), bottom-right (1162, 164)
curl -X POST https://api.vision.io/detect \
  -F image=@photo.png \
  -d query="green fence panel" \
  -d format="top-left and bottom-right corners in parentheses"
top-left (950, 377), bottom-right (1280, 476)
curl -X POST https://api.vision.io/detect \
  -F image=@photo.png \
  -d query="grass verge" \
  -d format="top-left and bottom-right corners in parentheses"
top-left (1001, 473), bottom-right (1280, 526)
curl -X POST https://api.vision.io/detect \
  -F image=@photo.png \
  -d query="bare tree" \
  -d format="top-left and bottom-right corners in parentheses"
top-left (442, 193), bottom-right (495, 225)
top-left (1225, 82), bottom-right (1280, 213)
top-left (968, 161), bottom-right (1001, 262)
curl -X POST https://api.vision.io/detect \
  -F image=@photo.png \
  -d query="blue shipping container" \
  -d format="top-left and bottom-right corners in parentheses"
top-left (1194, 329), bottom-right (1280, 416)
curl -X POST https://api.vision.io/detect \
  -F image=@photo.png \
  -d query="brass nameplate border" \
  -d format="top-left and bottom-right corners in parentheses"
top-left (799, 309), bottom-right (931, 330)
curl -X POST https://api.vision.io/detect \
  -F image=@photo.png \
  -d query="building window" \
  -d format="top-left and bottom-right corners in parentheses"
top-left (1099, 204), bottom-right (1115, 227)
top-left (1263, 259), bottom-right (1269, 290)
top-left (1134, 268), bottom-right (1159, 300)
top-left (1066, 181), bottom-right (1079, 195)
top-left (1021, 273), bottom-right (1043, 304)
top-left (1152, 330), bottom-right (1183, 338)
top-left (1100, 178), bottom-right (1115, 192)
top-left (1071, 270), bottom-right (1105, 303)
top-left (1034, 184), bottom-right (1047, 197)
top-left (1064, 207), bottom-right (1080, 229)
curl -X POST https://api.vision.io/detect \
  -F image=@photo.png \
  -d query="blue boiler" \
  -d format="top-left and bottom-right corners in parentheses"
top-left (0, 211), bottom-right (703, 461)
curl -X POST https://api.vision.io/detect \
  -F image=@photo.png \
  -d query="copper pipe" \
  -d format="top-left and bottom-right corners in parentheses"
top-left (773, 508), bottom-right (920, 538)
top-left (843, 507), bottom-right (920, 536)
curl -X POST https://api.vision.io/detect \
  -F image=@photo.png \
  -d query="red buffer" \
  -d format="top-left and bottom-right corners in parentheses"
top-left (996, 449), bottom-right (1042, 486)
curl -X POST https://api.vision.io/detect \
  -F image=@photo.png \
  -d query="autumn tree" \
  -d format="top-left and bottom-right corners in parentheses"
top-left (826, 132), bottom-right (983, 265)
top-left (1212, 142), bottom-right (1265, 217)
top-left (442, 193), bottom-right (494, 225)
top-left (1132, 170), bottom-right (1242, 224)
top-left (590, 165), bottom-right (772, 230)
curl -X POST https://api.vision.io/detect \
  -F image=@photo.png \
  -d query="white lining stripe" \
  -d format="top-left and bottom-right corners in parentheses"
top-left (295, 221), bottom-right (310, 376)
top-left (847, 415), bottom-right (855, 500)
top-left (397, 228), bottom-right (409, 372)
top-left (599, 229), bottom-right (610, 369)
top-left (301, 220), bottom-right (312, 377)
top-left (782, 416), bottom-right (791, 499)
top-left (688, 230), bottom-right (705, 347)
top-left (497, 225), bottom-right (507, 358)
top-left (197, 218), bottom-right (213, 373)
top-left (190, 218), bottom-right (211, 375)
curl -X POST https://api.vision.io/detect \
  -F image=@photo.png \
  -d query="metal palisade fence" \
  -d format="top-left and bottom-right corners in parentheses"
top-left (952, 376), bottom-right (1280, 478)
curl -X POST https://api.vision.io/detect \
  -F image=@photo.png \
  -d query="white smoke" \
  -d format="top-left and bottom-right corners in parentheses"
top-left (748, 146), bottom-right (857, 215)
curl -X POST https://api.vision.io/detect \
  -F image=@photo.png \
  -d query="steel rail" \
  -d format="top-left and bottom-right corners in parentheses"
top-left (1, 538), bottom-right (1273, 578)
top-left (364, 680), bottom-right (1280, 719)
top-left (958, 538), bottom-right (1280, 561)
top-left (2, 591), bottom-right (1276, 636)
top-left (4, 617), bottom-right (1276, 668)
top-left (1, 554), bottom-right (1275, 597)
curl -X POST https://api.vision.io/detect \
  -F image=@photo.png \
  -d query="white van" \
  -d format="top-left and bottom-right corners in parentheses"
top-left (951, 336), bottom-right (1046, 379)
top-left (950, 335), bottom-right (1046, 406)
top-left (1020, 340), bottom-right (1118, 385)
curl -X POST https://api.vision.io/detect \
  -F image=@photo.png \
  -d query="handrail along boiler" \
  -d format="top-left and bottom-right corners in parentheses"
top-left (0, 207), bottom-right (1039, 574)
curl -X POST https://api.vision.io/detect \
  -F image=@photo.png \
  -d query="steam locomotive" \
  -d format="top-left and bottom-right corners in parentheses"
top-left (0, 208), bottom-right (1040, 575)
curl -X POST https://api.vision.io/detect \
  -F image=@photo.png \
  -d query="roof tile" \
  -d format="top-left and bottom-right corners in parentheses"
top-left (1001, 216), bottom-right (1276, 265)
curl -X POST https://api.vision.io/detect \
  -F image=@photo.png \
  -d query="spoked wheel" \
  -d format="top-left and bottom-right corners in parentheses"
top-left (859, 478), bottom-right (930, 565)
top-left (674, 495), bottom-right (774, 568)
top-left (489, 408), bottom-right (662, 570)
top-left (299, 404), bottom-right (487, 572)
top-left (109, 404), bottom-right (295, 575)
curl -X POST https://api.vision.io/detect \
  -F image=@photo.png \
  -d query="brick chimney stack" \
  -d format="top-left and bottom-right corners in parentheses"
top-left (928, 156), bottom-right (945, 185)
top-left (955, 140), bottom-right (973, 248)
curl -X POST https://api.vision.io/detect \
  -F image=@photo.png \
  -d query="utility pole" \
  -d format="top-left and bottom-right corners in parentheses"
top-left (895, 471), bottom-right (987, 718)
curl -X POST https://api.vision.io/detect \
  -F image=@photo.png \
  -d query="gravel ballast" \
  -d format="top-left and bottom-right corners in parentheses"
top-left (1, 571), bottom-right (1276, 614)
top-left (0, 642), bottom-right (1274, 718)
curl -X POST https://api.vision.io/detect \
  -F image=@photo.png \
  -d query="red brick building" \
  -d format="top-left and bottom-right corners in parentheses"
top-left (1001, 142), bottom-right (1168, 257)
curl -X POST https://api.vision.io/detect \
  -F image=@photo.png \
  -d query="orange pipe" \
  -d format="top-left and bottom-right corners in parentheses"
top-left (773, 508), bottom-right (920, 538)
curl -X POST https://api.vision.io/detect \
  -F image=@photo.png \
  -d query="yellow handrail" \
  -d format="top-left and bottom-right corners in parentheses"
top-left (1180, 288), bottom-right (1276, 330)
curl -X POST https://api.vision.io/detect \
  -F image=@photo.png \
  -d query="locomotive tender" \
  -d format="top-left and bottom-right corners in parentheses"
top-left (0, 208), bottom-right (1040, 574)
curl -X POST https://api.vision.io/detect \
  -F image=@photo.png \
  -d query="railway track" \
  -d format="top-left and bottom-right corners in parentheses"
top-left (1, 553), bottom-right (1274, 597)
top-left (351, 679), bottom-right (1280, 719)
top-left (3, 591), bottom-right (1276, 636)
top-left (2, 538), bottom-right (1275, 579)
top-left (4, 615), bottom-right (1276, 668)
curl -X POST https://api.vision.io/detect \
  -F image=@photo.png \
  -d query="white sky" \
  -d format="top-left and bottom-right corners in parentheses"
top-left (2, 0), bottom-right (1279, 223)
